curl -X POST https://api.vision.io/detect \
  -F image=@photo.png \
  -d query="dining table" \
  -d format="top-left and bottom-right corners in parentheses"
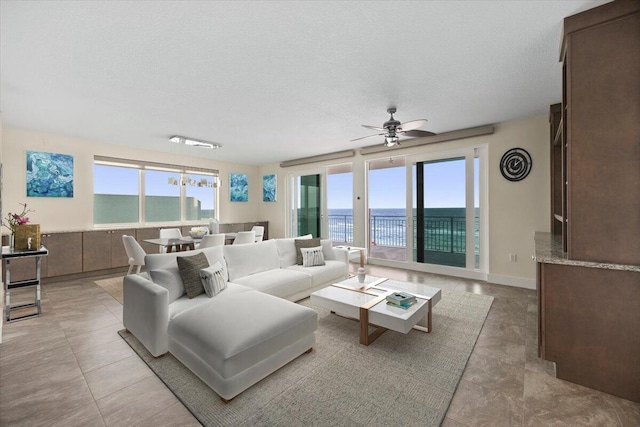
top-left (143, 232), bottom-right (237, 252)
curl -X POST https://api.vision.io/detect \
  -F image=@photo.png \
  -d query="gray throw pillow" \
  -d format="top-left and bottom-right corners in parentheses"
top-left (176, 252), bottom-right (209, 299)
top-left (294, 238), bottom-right (321, 265)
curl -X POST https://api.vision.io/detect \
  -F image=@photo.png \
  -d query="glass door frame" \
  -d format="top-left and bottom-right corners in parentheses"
top-left (287, 168), bottom-right (327, 238)
top-left (405, 146), bottom-right (488, 277)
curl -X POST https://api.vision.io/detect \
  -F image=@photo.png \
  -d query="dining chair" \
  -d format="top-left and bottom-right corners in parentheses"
top-left (199, 233), bottom-right (226, 248)
top-left (122, 235), bottom-right (146, 275)
top-left (233, 231), bottom-right (256, 245)
top-left (159, 228), bottom-right (183, 253)
top-left (251, 226), bottom-right (265, 242)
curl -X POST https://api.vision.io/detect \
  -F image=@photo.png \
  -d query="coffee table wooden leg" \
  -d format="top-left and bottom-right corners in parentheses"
top-left (359, 307), bottom-right (387, 345)
top-left (412, 299), bottom-right (434, 334)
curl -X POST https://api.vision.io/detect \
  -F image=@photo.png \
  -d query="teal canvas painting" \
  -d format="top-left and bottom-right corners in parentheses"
top-left (26, 151), bottom-right (74, 197)
top-left (230, 173), bottom-right (248, 202)
top-left (263, 174), bottom-right (276, 202)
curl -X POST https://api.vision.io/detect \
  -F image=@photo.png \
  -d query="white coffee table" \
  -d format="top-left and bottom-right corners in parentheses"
top-left (310, 276), bottom-right (441, 345)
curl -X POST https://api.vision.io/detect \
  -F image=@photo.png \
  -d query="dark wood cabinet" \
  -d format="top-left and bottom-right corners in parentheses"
top-left (538, 1), bottom-right (640, 404)
top-left (83, 231), bottom-right (112, 271)
top-left (45, 232), bottom-right (83, 277)
top-left (548, 104), bottom-right (564, 238)
top-left (135, 227), bottom-right (163, 255)
top-left (561, 0), bottom-right (640, 265)
top-left (537, 258), bottom-right (640, 402)
top-left (111, 229), bottom-right (135, 268)
top-left (83, 229), bottom-right (135, 272)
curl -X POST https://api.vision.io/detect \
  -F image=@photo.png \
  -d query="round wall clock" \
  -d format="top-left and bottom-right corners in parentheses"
top-left (500, 148), bottom-right (532, 182)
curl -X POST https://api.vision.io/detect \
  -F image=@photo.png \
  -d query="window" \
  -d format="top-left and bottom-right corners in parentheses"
top-left (94, 164), bottom-right (139, 224)
top-left (93, 157), bottom-right (218, 226)
top-left (145, 169), bottom-right (181, 222)
top-left (185, 172), bottom-right (216, 220)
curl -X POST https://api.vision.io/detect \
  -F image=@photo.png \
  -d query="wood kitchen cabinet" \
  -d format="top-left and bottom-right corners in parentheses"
top-left (537, 1), bottom-right (640, 404)
top-left (560, 0), bottom-right (640, 265)
top-left (535, 236), bottom-right (640, 403)
top-left (136, 227), bottom-right (163, 254)
top-left (83, 229), bottom-right (135, 272)
top-left (43, 232), bottom-right (83, 277)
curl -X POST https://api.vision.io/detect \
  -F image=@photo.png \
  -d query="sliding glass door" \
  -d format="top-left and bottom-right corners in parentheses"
top-left (367, 157), bottom-right (407, 262)
top-left (410, 148), bottom-right (483, 271)
top-left (290, 172), bottom-right (323, 238)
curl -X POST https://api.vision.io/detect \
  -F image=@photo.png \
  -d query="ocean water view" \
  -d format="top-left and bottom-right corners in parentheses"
top-left (327, 208), bottom-right (479, 254)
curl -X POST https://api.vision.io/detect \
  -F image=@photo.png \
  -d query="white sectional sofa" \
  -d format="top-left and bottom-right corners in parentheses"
top-left (123, 236), bottom-right (348, 400)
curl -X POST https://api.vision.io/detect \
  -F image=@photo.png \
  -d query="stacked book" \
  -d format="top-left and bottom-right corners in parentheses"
top-left (386, 291), bottom-right (417, 309)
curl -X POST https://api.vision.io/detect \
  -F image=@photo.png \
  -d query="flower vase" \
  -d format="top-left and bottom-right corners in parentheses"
top-left (9, 233), bottom-right (15, 250)
top-left (357, 267), bottom-right (366, 284)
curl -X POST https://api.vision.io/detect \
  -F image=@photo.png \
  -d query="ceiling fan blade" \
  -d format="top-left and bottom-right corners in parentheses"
top-left (362, 124), bottom-right (386, 132)
top-left (350, 133), bottom-right (385, 142)
top-left (399, 119), bottom-right (427, 132)
top-left (403, 130), bottom-right (436, 138)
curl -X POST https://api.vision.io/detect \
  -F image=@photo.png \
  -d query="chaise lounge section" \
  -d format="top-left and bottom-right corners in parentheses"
top-left (123, 237), bottom-right (348, 400)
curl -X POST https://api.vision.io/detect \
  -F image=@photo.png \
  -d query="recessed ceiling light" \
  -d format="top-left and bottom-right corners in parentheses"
top-left (169, 135), bottom-right (222, 149)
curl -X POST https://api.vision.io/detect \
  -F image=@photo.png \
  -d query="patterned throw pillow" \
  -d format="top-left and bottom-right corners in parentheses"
top-left (200, 262), bottom-right (227, 297)
top-left (301, 246), bottom-right (325, 267)
top-left (294, 238), bottom-right (321, 265)
top-left (176, 252), bottom-right (209, 299)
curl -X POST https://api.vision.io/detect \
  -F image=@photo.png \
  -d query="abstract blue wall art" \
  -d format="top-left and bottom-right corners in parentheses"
top-left (26, 151), bottom-right (74, 198)
top-left (229, 173), bottom-right (248, 202)
top-left (263, 174), bottom-right (277, 202)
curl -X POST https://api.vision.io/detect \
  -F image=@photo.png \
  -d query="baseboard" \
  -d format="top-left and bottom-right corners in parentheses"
top-left (367, 258), bottom-right (488, 281)
top-left (487, 274), bottom-right (536, 290)
top-left (366, 258), bottom-right (536, 290)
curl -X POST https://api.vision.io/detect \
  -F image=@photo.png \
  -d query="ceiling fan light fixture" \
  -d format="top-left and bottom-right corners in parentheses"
top-left (169, 135), bottom-right (222, 149)
top-left (384, 135), bottom-right (399, 147)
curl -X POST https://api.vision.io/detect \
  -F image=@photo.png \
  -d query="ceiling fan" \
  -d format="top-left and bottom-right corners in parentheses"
top-left (351, 107), bottom-right (436, 147)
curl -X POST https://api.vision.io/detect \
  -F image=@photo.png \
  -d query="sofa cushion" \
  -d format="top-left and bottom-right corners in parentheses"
top-left (286, 260), bottom-right (348, 287)
top-left (177, 252), bottom-right (209, 298)
top-left (200, 262), bottom-right (227, 297)
top-left (223, 239), bottom-right (280, 281)
top-left (294, 238), bottom-right (321, 265)
top-left (145, 246), bottom-right (227, 281)
top-left (275, 234), bottom-right (312, 268)
top-left (232, 268), bottom-right (312, 298)
top-left (149, 267), bottom-right (184, 303)
top-left (301, 246), bottom-right (325, 267)
top-left (167, 291), bottom-right (317, 379)
top-left (168, 282), bottom-right (253, 320)
top-left (320, 239), bottom-right (336, 261)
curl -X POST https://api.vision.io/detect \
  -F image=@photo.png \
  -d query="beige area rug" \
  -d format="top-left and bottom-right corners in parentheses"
top-left (119, 289), bottom-right (493, 427)
top-left (95, 277), bottom-right (124, 304)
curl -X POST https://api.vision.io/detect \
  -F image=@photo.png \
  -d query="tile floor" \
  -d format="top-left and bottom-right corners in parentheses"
top-left (1, 266), bottom-right (639, 426)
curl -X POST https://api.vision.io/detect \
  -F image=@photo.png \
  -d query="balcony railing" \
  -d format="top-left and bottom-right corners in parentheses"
top-left (328, 214), bottom-right (468, 253)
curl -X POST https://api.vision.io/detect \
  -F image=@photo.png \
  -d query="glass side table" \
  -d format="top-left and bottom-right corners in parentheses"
top-left (2, 245), bottom-right (49, 322)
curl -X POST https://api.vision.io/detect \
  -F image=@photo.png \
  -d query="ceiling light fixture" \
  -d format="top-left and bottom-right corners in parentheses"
top-left (384, 135), bottom-right (399, 147)
top-left (169, 135), bottom-right (222, 149)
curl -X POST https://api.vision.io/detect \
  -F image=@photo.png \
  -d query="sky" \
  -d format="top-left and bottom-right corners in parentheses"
top-left (327, 159), bottom-right (479, 210)
top-left (94, 165), bottom-right (215, 209)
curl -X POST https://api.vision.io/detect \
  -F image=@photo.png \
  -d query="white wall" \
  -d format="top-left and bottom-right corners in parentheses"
top-left (1, 127), bottom-right (261, 232)
top-left (258, 115), bottom-right (550, 285)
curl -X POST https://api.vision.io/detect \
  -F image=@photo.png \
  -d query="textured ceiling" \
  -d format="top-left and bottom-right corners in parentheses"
top-left (0, 1), bottom-right (608, 165)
